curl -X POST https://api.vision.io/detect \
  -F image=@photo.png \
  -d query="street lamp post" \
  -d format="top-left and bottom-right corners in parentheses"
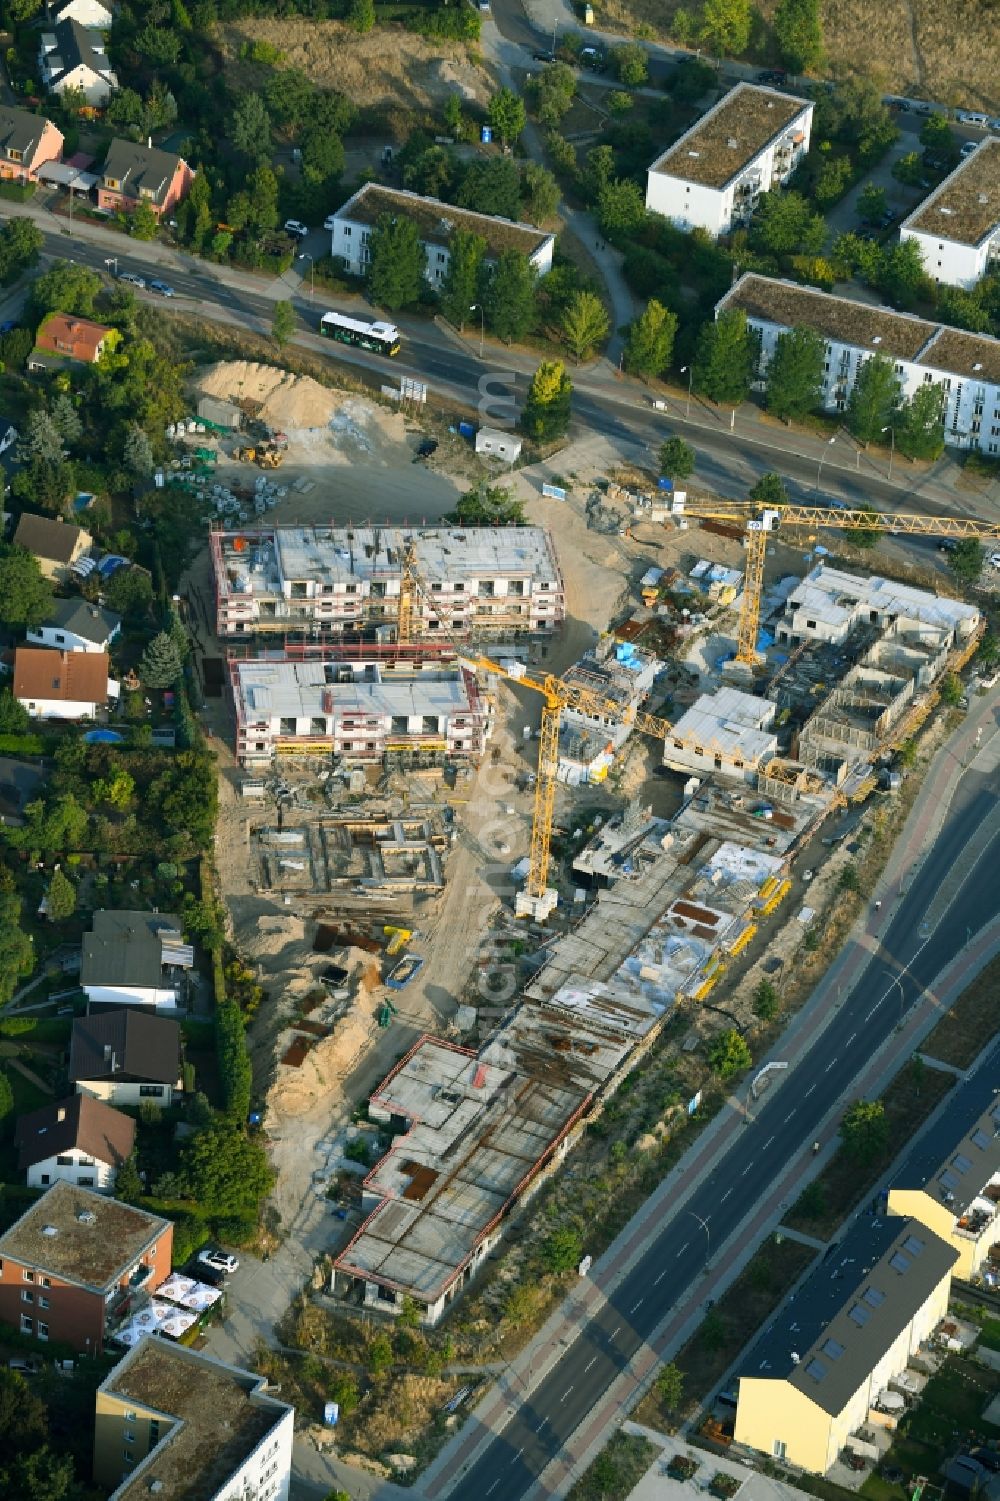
top-left (687, 1210), bottom-right (711, 1266)
top-left (680, 364), bottom-right (693, 419)
top-left (882, 424), bottom-right (895, 482)
top-left (470, 302), bottom-right (485, 359)
top-left (298, 252), bottom-right (314, 302)
top-left (816, 434), bottom-right (836, 492)
top-left (104, 256), bottom-right (118, 279)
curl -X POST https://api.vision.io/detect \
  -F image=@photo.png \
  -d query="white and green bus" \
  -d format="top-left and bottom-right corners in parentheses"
top-left (319, 311), bottom-right (401, 357)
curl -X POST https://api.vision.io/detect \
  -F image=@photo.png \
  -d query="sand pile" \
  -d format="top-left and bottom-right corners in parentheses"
top-left (198, 361), bottom-right (337, 430)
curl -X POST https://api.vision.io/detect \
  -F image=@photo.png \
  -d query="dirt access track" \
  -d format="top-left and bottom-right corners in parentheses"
top-left (220, 18), bottom-right (490, 113)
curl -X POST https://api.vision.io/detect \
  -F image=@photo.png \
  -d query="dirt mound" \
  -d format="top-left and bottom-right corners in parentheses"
top-left (197, 360), bottom-right (337, 430)
top-left (267, 964), bottom-right (381, 1125)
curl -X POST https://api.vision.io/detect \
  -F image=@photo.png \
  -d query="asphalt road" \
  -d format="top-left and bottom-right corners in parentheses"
top-left (444, 744), bottom-right (1000, 1501)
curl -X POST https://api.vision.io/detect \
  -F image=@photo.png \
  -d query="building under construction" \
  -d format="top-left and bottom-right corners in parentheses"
top-left (210, 524), bottom-right (565, 640)
top-left (229, 651), bottom-right (492, 767)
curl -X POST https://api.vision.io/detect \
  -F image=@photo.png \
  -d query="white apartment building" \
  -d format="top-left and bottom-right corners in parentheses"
top-left (719, 272), bottom-right (1000, 454)
top-left (330, 182), bottom-right (555, 287)
top-left (230, 654), bottom-right (492, 766)
top-left (646, 83), bottom-right (813, 237)
top-left (211, 525), bottom-right (565, 639)
top-left (94, 1338), bottom-right (293, 1501)
top-left (900, 138), bottom-right (1000, 289)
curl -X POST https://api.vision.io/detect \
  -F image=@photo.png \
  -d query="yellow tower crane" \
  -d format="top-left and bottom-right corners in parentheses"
top-left (667, 496), bottom-right (1000, 666)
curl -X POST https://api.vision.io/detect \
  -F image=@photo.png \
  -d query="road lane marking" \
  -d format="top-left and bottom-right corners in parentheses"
top-left (514, 1448), bottom-right (524, 1461)
top-left (609, 1326), bottom-right (621, 1338)
top-left (720, 1188), bottom-right (731, 1202)
top-left (783, 1111), bottom-right (796, 1124)
top-left (804, 1084), bottom-right (815, 1097)
top-left (846, 1033), bottom-right (857, 1045)
top-left (764, 1135), bottom-right (775, 1148)
top-left (631, 1299), bottom-right (644, 1313)
top-left (487, 1482), bottom-right (500, 1496)
top-left (585, 1357), bottom-right (597, 1371)
top-left (864, 1006), bottom-right (879, 1022)
top-left (560, 1386), bottom-right (574, 1402)
top-left (824, 1059), bottom-right (836, 1072)
top-left (677, 1242), bottom-right (689, 1255)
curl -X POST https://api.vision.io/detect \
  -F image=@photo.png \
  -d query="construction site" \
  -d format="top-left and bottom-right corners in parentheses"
top-left (198, 471), bottom-right (1000, 1328)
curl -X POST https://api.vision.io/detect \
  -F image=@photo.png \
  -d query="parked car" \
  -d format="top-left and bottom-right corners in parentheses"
top-left (118, 271), bottom-right (146, 288)
top-left (283, 219), bottom-right (309, 239)
top-left (149, 279), bottom-right (175, 296)
top-left (7, 1356), bottom-right (41, 1375)
top-left (532, 48), bottom-right (556, 63)
top-left (579, 46), bottom-right (607, 71)
top-left (988, 550), bottom-right (1000, 569)
top-left (198, 1248), bottom-right (239, 1275)
top-left (956, 110), bottom-right (990, 127)
top-left (937, 538), bottom-right (958, 553)
top-left (323, 213), bottom-right (338, 231)
top-left (961, 140), bottom-right (980, 157)
top-left (757, 69), bottom-right (787, 85)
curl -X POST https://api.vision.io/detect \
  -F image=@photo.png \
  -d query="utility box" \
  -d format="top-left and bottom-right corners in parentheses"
top-left (583, 3), bottom-right (594, 22)
top-left (476, 426), bottom-right (522, 463)
top-left (196, 396), bottom-right (241, 431)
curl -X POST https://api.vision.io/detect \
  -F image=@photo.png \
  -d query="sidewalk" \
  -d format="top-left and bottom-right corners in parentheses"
top-left (422, 687), bottom-right (1000, 1498)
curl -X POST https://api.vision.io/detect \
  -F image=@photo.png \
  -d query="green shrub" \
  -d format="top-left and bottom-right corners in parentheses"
top-left (170, 1212), bottom-right (210, 1266)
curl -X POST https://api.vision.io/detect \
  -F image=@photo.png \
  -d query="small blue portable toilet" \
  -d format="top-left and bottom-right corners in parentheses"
top-left (481, 125), bottom-right (493, 144)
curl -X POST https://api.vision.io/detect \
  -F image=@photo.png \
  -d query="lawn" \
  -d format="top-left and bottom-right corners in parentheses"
top-left (920, 952), bottom-right (1000, 1069)
top-left (568, 1432), bottom-right (657, 1501)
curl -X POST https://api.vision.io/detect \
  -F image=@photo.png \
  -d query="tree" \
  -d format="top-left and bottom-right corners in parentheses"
top-left (522, 360), bottom-right (572, 442)
top-left (265, 69), bottom-right (315, 129)
top-left (0, 545), bottom-right (53, 627)
top-left (178, 171), bottom-right (214, 253)
top-left (532, 63), bottom-right (576, 128)
top-left (597, 177), bottom-right (646, 235)
top-left (347, 0), bottom-right (375, 31)
top-left (0, 218), bottom-right (42, 284)
top-left (840, 1099), bottom-right (887, 1164)
top-left (749, 471), bottom-right (789, 505)
top-left (624, 299), bottom-right (677, 380)
top-left (655, 1362), bottom-right (685, 1415)
top-left (707, 1028), bottom-right (752, 1079)
top-left (765, 326), bottom-right (825, 423)
top-left (878, 238), bottom-right (929, 308)
top-left (272, 300), bottom-right (296, 348)
top-left (488, 86), bottom-right (526, 148)
top-left (17, 410), bottom-right (64, 467)
top-left (858, 183), bottom-right (888, 226)
top-left (700, 0), bottom-right (751, 55)
top-left (895, 383), bottom-right (945, 462)
top-left (949, 538), bottom-right (984, 584)
top-left (612, 43), bottom-right (648, 85)
top-left (45, 869), bottom-right (75, 922)
top-left (541, 1226), bottom-right (583, 1273)
top-left (49, 394), bottom-right (82, 446)
top-left (940, 671), bottom-right (964, 707)
top-left (123, 423), bottom-right (154, 477)
top-left (30, 260), bottom-right (101, 318)
top-left (978, 631), bottom-right (999, 668)
top-left (403, 145), bottom-right (456, 199)
top-left (752, 190), bottom-right (825, 256)
top-left (753, 978), bottom-right (779, 1020)
top-left (93, 768), bottom-right (135, 810)
top-left (482, 250), bottom-right (537, 344)
top-left (0, 690), bottom-right (28, 734)
top-left (773, 0), bottom-right (823, 72)
top-left (584, 144), bottom-right (616, 204)
top-left (521, 161), bottom-right (559, 224)
top-left (139, 632), bottom-right (183, 689)
top-left (693, 308), bottom-right (755, 407)
top-left (812, 155), bottom-right (854, 210)
top-left (369, 214), bottom-right (425, 312)
top-left (448, 483), bottom-right (527, 526)
top-left (847, 354), bottom-right (901, 444)
top-left (114, 1152), bottom-right (143, 1203)
top-left (560, 291), bottom-right (609, 361)
top-left (442, 91), bottom-right (464, 137)
top-left (181, 1122), bottom-right (274, 1216)
top-left (230, 92), bottom-right (272, 162)
top-left (919, 112), bottom-right (956, 157)
top-left (658, 436), bottom-right (695, 480)
top-left (0, 1070), bottom-right (13, 1132)
top-left (131, 201), bottom-right (158, 241)
top-left (0, 1367), bottom-right (46, 1465)
top-left (892, 150), bottom-right (925, 187)
top-left (440, 229), bottom-right (486, 330)
top-left (458, 158), bottom-right (522, 220)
